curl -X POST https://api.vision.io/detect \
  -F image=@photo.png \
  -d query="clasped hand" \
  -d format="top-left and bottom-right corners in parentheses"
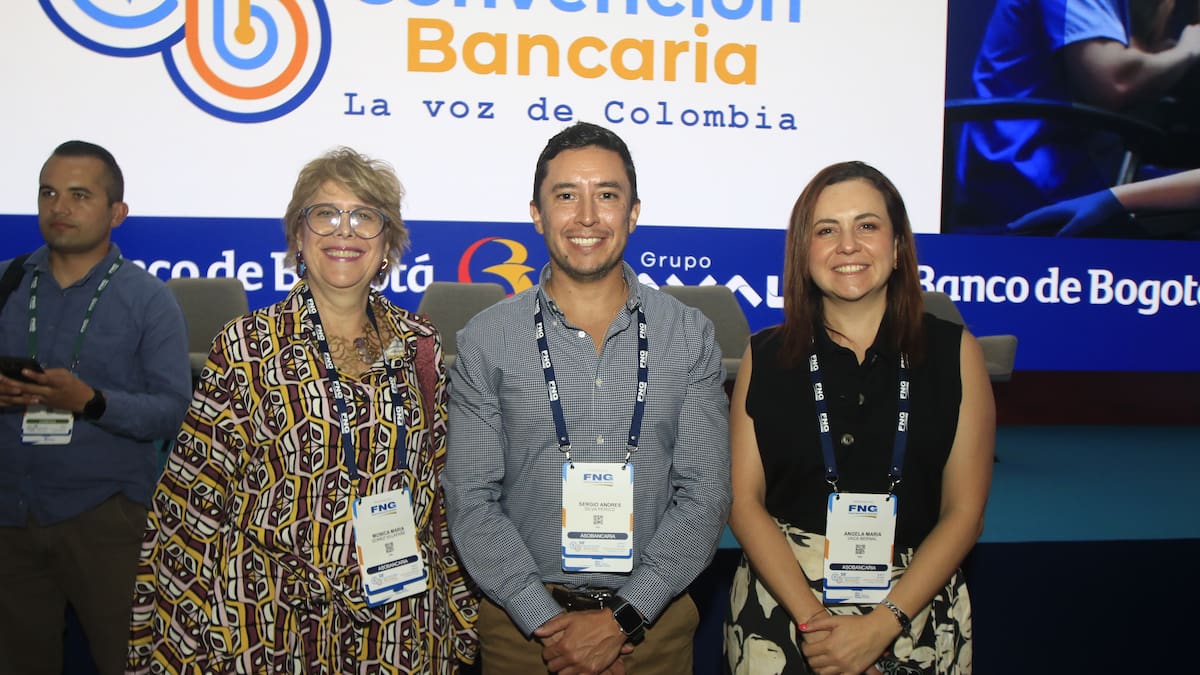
top-left (535, 610), bottom-right (635, 675)
top-left (800, 612), bottom-right (893, 675)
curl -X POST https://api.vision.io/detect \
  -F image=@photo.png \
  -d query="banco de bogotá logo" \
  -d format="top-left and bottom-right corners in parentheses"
top-left (42, 0), bottom-right (331, 123)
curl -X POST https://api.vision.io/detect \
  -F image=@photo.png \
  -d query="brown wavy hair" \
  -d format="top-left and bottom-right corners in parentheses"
top-left (776, 161), bottom-right (925, 368)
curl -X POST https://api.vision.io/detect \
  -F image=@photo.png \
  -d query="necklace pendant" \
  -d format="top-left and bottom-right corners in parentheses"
top-left (354, 336), bottom-right (379, 365)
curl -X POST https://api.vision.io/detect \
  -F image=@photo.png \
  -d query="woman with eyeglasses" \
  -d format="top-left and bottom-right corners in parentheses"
top-left (128, 148), bottom-right (478, 673)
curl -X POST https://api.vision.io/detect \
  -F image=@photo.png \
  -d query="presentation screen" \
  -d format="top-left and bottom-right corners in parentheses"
top-left (2, 0), bottom-right (1197, 371)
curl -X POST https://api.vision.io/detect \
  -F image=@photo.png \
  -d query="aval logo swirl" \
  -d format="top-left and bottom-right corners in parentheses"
top-left (40, 0), bottom-right (331, 123)
top-left (458, 237), bottom-right (536, 295)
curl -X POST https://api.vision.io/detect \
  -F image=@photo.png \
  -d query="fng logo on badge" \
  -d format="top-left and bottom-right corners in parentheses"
top-left (370, 501), bottom-right (398, 514)
top-left (848, 504), bottom-right (878, 514)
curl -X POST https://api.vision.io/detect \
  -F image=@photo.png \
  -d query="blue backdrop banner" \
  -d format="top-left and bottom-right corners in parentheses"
top-left (4, 214), bottom-right (1196, 372)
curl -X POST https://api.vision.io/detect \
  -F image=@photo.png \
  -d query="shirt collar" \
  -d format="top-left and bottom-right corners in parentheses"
top-left (536, 262), bottom-right (642, 318)
top-left (278, 282), bottom-right (316, 342)
top-left (813, 310), bottom-right (896, 362)
top-left (27, 243), bottom-right (123, 286)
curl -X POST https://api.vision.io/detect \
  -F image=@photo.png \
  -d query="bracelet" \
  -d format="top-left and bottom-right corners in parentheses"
top-left (804, 609), bottom-right (828, 624)
top-left (879, 599), bottom-right (912, 635)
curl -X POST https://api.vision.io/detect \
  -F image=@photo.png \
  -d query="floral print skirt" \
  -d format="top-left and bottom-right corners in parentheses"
top-left (723, 519), bottom-right (972, 675)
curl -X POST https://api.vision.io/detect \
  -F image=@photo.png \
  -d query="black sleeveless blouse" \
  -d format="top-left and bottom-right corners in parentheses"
top-left (746, 314), bottom-right (963, 549)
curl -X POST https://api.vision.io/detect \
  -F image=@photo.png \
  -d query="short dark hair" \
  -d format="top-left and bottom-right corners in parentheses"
top-left (49, 140), bottom-right (125, 203)
top-left (532, 122), bottom-right (638, 210)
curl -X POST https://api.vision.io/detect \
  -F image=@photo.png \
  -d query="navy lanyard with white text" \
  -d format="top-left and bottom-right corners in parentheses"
top-left (807, 350), bottom-right (910, 494)
top-left (535, 296), bottom-right (648, 467)
top-left (301, 285), bottom-right (406, 481)
top-left (27, 258), bottom-right (123, 370)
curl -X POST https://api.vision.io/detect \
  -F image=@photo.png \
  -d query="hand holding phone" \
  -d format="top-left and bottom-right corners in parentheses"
top-left (0, 356), bottom-right (44, 384)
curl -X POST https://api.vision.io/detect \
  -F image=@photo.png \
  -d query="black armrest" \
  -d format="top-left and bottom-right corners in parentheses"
top-left (945, 97), bottom-right (1166, 152)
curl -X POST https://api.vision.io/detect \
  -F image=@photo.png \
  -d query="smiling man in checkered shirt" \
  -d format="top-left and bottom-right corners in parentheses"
top-left (445, 122), bottom-right (731, 675)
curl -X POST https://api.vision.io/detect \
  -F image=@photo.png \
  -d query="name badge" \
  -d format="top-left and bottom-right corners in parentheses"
top-left (22, 405), bottom-right (74, 445)
top-left (561, 462), bottom-right (634, 573)
top-left (352, 489), bottom-right (427, 606)
top-left (823, 492), bottom-right (897, 604)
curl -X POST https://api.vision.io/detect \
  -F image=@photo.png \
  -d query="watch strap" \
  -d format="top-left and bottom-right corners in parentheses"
top-left (83, 388), bottom-right (106, 420)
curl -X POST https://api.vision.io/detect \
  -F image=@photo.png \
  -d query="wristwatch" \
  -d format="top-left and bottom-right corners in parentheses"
top-left (610, 596), bottom-right (645, 645)
top-left (82, 389), bottom-right (106, 420)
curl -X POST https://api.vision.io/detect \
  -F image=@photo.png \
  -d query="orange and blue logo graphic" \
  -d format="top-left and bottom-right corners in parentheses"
top-left (41, 0), bottom-right (331, 123)
top-left (458, 237), bottom-right (537, 295)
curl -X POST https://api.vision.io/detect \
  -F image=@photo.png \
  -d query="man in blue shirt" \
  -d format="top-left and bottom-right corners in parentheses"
top-left (444, 123), bottom-right (731, 675)
top-left (956, 0), bottom-right (1200, 230)
top-left (0, 141), bottom-right (192, 675)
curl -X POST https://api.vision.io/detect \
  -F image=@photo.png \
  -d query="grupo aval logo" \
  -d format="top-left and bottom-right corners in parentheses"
top-left (457, 237), bottom-right (536, 295)
top-left (41, 0), bottom-right (331, 123)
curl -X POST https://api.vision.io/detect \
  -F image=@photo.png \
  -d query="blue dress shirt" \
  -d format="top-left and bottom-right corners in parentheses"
top-left (0, 244), bottom-right (192, 526)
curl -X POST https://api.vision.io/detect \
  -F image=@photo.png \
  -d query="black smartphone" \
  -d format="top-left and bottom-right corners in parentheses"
top-left (0, 356), bottom-right (43, 383)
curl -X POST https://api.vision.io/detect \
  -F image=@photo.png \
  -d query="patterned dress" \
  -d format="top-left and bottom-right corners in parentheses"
top-left (725, 522), bottom-right (972, 675)
top-left (128, 284), bottom-right (478, 674)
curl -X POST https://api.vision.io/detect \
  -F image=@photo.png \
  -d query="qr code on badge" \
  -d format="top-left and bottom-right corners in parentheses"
top-left (593, 515), bottom-right (604, 526)
top-left (385, 542), bottom-right (395, 555)
top-left (855, 544), bottom-right (865, 556)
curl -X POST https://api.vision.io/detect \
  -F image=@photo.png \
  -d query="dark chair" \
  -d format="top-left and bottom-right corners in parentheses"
top-left (941, 0), bottom-right (1197, 236)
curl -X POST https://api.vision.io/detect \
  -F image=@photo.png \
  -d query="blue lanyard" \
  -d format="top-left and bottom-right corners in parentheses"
top-left (301, 285), bottom-right (406, 482)
top-left (27, 258), bottom-right (123, 370)
top-left (535, 296), bottom-right (648, 468)
top-left (807, 349), bottom-right (910, 494)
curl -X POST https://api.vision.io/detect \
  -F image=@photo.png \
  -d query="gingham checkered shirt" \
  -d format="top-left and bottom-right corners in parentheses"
top-left (445, 264), bottom-right (731, 636)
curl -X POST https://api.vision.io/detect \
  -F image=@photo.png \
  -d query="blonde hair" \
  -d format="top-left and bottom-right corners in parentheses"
top-left (283, 147), bottom-right (409, 267)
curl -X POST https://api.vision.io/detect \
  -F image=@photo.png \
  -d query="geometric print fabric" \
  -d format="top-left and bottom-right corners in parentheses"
top-left (129, 285), bottom-right (478, 673)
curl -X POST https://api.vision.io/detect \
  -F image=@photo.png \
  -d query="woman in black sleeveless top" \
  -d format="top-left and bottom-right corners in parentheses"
top-left (724, 162), bottom-right (994, 675)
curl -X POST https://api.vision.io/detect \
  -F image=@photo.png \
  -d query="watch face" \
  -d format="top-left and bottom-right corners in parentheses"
top-left (613, 602), bottom-right (645, 644)
top-left (614, 602), bottom-right (642, 632)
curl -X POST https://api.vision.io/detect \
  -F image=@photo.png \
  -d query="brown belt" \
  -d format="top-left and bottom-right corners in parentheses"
top-left (550, 585), bottom-right (619, 612)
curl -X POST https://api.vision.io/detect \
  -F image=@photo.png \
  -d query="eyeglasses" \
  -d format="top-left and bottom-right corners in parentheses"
top-left (302, 203), bottom-right (387, 239)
